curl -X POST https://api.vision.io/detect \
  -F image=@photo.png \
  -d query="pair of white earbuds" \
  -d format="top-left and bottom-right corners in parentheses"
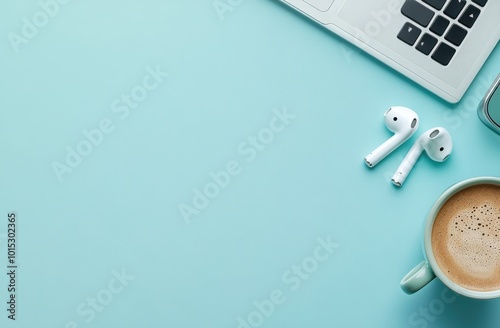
top-left (364, 106), bottom-right (453, 186)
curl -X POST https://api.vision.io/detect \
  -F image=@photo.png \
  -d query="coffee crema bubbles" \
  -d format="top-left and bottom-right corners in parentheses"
top-left (432, 184), bottom-right (500, 292)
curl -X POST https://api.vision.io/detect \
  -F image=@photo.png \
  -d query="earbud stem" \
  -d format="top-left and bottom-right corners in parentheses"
top-left (391, 144), bottom-right (423, 186)
top-left (365, 134), bottom-right (409, 167)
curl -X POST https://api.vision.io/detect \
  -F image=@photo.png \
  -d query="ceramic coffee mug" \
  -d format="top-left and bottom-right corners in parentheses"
top-left (401, 176), bottom-right (500, 299)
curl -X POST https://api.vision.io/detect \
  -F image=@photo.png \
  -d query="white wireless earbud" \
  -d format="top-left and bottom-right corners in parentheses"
top-left (364, 106), bottom-right (419, 167)
top-left (391, 127), bottom-right (453, 187)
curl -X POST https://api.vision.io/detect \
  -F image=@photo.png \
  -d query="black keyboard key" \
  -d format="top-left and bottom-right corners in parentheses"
top-left (416, 34), bottom-right (438, 55)
top-left (444, 0), bottom-right (467, 19)
top-left (459, 5), bottom-right (480, 28)
top-left (430, 16), bottom-right (450, 36)
top-left (445, 24), bottom-right (468, 46)
top-left (423, 0), bottom-right (447, 10)
top-left (472, 0), bottom-right (487, 7)
top-left (432, 43), bottom-right (456, 66)
top-left (398, 23), bottom-right (422, 45)
top-left (401, 0), bottom-right (435, 27)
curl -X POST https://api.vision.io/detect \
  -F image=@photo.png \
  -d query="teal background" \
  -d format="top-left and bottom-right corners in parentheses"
top-left (1, 1), bottom-right (499, 327)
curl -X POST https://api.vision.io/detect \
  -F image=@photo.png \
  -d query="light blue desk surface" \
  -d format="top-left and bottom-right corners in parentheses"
top-left (1, 1), bottom-right (500, 327)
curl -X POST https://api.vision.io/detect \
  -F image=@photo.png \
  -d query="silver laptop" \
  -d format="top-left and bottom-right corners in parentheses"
top-left (278, 0), bottom-right (500, 103)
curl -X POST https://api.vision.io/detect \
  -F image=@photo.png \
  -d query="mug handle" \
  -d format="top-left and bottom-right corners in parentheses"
top-left (400, 261), bottom-right (436, 294)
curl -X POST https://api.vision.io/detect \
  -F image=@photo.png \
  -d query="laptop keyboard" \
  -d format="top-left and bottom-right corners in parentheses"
top-left (397, 0), bottom-right (487, 66)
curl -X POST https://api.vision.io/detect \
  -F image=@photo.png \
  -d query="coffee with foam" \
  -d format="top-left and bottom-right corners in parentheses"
top-left (432, 184), bottom-right (500, 292)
